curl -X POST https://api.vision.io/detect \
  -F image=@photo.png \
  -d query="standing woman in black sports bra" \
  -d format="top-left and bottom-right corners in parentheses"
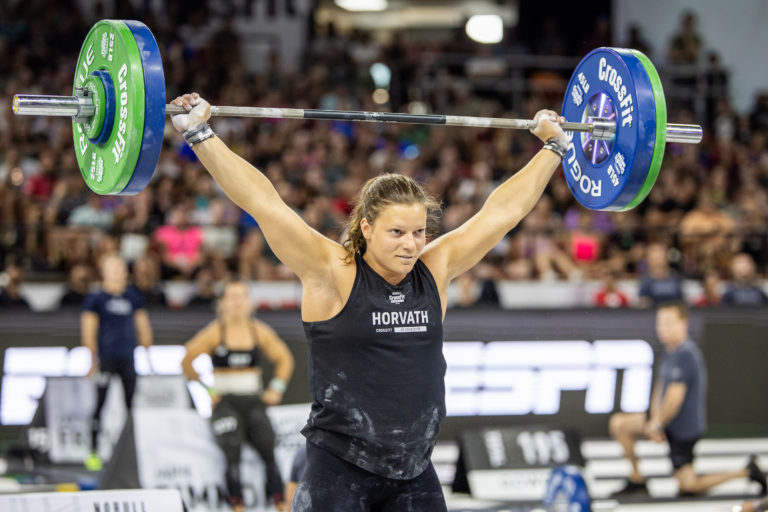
top-left (172, 92), bottom-right (567, 510)
top-left (181, 280), bottom-right (294, 511)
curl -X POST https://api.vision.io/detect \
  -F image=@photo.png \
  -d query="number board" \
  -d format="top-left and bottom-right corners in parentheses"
top-left (454, 425), bottom-right (584, 501)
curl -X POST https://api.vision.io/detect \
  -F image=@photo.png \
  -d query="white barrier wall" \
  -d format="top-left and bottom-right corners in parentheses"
top-left (0, 489), bottom-right (184, 512)
top-left (16, 278), bottom-right (746, 312)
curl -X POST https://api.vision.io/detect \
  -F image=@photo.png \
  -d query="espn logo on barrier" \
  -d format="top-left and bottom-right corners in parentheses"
top-left (444, 340), bottom-right (653, 416)
top-left (0, 346), bottom-right (200, 425)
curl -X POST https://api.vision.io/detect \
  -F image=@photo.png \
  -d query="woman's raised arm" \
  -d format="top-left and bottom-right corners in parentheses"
top-left (422, 110), bottom-right (568, 290)
top-left (172, 93), bottom-right (342, 282)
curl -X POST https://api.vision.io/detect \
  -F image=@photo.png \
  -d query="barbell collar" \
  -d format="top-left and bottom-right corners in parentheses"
top-left (12, 94), bottom-right (701, 144)
top-left (590, 118), bottom-right (616, 141)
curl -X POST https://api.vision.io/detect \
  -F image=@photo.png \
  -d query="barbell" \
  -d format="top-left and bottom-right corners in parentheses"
top-left (11, 19), bottom-right (703, 211)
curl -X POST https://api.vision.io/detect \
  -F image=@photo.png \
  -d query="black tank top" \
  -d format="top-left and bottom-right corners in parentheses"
top-left (210, 323), bottom-right (261, 368)
top-left (301, 253), bottom-right (446, 480)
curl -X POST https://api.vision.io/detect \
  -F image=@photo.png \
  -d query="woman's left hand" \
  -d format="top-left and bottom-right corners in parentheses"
top-left (262, 389), bottom-right (283, 406)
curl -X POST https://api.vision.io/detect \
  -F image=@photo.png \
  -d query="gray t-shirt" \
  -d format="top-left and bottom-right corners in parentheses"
top-left (660, 340), bottom-right (707, 440)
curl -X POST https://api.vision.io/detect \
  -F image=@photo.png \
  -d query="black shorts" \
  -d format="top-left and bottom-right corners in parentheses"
top-left (665, 430), bottom-right (699, 470)
top-left (291, 441), bottom-right (446, 512)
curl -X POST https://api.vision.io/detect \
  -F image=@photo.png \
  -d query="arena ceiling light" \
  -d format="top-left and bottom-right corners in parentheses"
top-left (465, 14), bottom-right (504, 44)
top-left (335, 0), bottom-right (388, 11)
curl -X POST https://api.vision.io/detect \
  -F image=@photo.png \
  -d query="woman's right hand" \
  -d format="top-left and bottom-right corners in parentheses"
top-left (171, 92), bottom-right (211, 132)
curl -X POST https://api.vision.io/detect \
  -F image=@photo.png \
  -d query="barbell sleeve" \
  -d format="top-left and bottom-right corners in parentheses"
top-left (12, 94), bottom-right (95, 119)
top-left (12, 94), bottom-right (702, 144)
top-left (664, 123), bottom-right (704, 144)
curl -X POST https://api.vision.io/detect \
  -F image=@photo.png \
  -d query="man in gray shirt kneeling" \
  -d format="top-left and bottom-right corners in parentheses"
top-left (609, 302), bottom-right (766, 498)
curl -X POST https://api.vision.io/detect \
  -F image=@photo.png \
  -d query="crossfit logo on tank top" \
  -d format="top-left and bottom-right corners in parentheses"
top-left (388, 291), bottom-right (405, 304)
top-left (372, 309), bottom-right (429, 333)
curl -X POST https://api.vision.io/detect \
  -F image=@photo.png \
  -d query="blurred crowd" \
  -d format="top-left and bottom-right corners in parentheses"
top-left (1, 2), bottom-right (767, 310)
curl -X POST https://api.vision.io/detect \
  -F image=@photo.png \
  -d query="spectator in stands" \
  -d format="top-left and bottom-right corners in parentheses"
top-left (722, 253), bottom-right (768, 306)
top-left (609, 302), bottom-right (766, 498)
top-left (732, 188), bottom-right (768, 270)
top-left (59, 263), bottom-right (93, 308)
top-left (637, 243), bottom-right (685, 308)
top-left (68, 195), bottom-right (114, 230)
top-left (534, 17), bottom-right (566, 56)
top-left (568, 209), bottom-right (605, 280)
top-left (453, 266), bottom-right (500, 308)
top-left (238, 229), bottom-right (279, 281)
top-left (0, 262), bottom-right (30, 309)
top-left (667, 10), bottom-right (703, 111)
top-left (704, 52), bottom-right (729, 129)
top-left (679, 190), bottom-right (736, 273)
top-left (580, 15), bottom-right (611, 57)
top-left (749, 91), bottom-right (768, 133)
top-left (200, 197), bottom-right (239, 261)
top-left (693, 270), bottom-right (722, 307)
top-left (81, 254), bottom-right (154, 471)
top-left (186, 265), bottom-right (218, 308)
top-left (153, 203), bottom-right (203, 280)
top-left (712, 99), bottom-right (738, 143)
top-left (181, 280), bottom-right (294, 511)
top-left (593, 270), bottom-right (629, 308)
top-left (208, 16), bottom-right (243, 88)
top-left (501, 235), bottom-right (535, 280)
top-left (116, 191), bottom-right (153, 264)
top-left (667, 10), bottom-right (702, 66)
top-left (23, 150), bottom-right (58, 203)
top-left (520, 196), bottom-right (576, 280)
top-left (624, 24), bottom-right (653, 59)
top-left (132, 255), bottom-right (167, 308)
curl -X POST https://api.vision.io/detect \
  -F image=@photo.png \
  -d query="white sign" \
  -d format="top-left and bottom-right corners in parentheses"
top-left (43, 375), bottom-right (191, 463)
top-left (45, 376), bottom-right (124, 463)
top-left (132, 405), bottom-right (310, 511)
top-left (0, 489), bottom-right (184, 512)
top-left (1, 345), bottom-right (206, 425)
top-left (444, 340), bottom-right (653, 416)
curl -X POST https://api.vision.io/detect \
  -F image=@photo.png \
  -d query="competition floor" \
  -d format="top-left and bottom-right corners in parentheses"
top-left (0, 437), bottom-right (764, 511)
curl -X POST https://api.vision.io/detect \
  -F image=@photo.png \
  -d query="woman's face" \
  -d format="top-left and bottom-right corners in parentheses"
top-left (221, 282), bottom-right (253, 319)
top-left (361, 202), bottom-right (427, 281)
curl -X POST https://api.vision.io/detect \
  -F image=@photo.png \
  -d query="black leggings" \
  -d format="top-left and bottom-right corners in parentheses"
top-left (210, 394), bottom-right (283, 503)
top-left (91, 357), bottom-right (136, 452)
top-left (291, 442), bottom-right (446, 512)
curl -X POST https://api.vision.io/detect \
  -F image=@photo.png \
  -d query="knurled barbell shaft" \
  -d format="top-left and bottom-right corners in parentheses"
top-left (12, 94), bottom-right (703, 144)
